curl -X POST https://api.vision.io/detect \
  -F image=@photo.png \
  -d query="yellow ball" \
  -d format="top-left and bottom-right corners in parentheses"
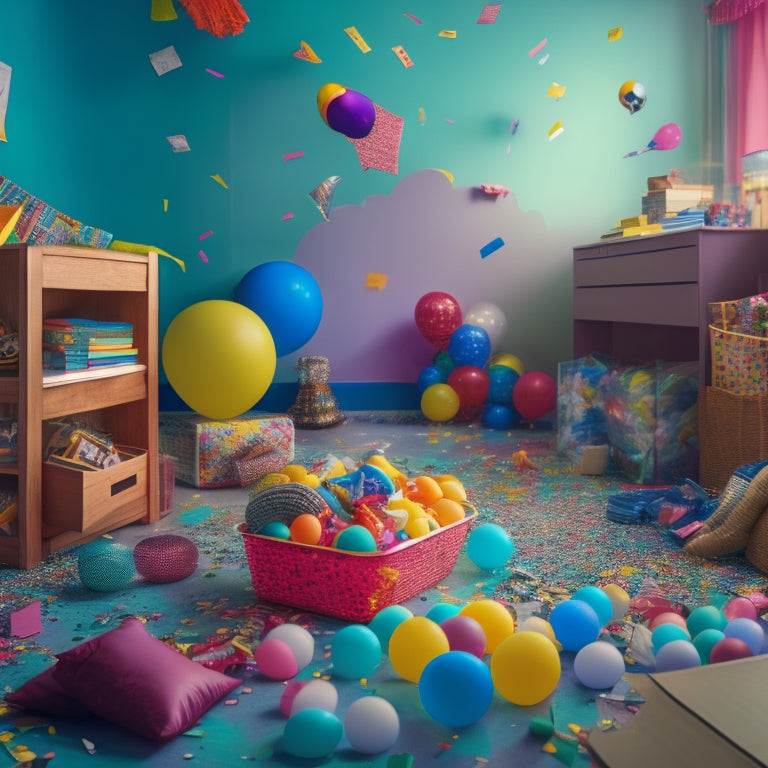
top-left (162, 300), bottom-right (276, 420)
top-left (487, 352), bottom-right (525, 376)
top-left (490, 631), bottom-right (561, 706)
top-left (601, 583), bottom-right (631, 622)
top-left (459, 599), bottom-right (516, 654)
top-left (421, 383), bottom-right (460, 422)
top-left (388, 616), bottom-right (449, 683)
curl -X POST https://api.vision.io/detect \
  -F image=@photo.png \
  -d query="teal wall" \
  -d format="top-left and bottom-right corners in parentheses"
top-left (0, 1), bottom-right (708, 409)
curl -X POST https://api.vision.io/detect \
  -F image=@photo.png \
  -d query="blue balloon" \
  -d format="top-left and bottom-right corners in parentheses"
top-left (466, 524), bottom-right (515, 570)
top-left (418, 365), bottom-right (444, 393)
top-left (550, 599), bottom-right (601, 652)
top-left (330, 625), bottom-right (382, 679)
top-left (724, 617), bottom-right (766, 655)
top-left (234, 261), bottom-right (322, 357)
top-left (368, 605), bottom-right (413, 654)
top-left (418, 651), bottom-right (494, 727)
top-left (571, 586), bottom-right (614, 627)
top-left (448, 324), bottom-right (491, 368)
top-left (426, 603), bottom-right (463, 624)
top-left (654, 639), bottom-right (701, 672)
top-left (481, 403), bottom-right (519, 430)
top-left (282, 708), bottom-right (343, 758)
top-left (486, 365), bottom-right (519, 405)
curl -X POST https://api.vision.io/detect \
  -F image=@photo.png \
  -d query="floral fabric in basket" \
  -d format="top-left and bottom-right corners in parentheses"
top-left (710, 326), bottom-right (768, 396)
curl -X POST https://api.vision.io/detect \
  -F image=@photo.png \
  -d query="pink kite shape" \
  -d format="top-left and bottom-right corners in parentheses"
top-left (349, 105), bottom-right (404, 175)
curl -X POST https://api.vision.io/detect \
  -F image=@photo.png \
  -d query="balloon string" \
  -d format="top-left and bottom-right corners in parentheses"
top-left (622, 147), bottom-right (651, 159)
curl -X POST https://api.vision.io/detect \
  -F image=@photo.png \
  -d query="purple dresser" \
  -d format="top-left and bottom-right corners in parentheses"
top-left (573, 228), bottom-right (768, 385)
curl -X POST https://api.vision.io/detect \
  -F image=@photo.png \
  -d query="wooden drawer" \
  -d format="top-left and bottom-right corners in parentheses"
top-left (573, 283), bottom-right (699, 326)
top-left (42, 446), bottom-right (147, 532)
top-left (573, 246), bottom-right (699, 287)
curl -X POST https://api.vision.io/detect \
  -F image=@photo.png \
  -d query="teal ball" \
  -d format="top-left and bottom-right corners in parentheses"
top-left (78, 539), bottom-right (136, 592)
top-left (334, 525), bottom-right (377, 552)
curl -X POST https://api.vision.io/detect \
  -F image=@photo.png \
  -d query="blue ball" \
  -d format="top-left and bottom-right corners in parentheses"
top-left (481, 403), bottom-right (519, 430)
top-left (654, 639), bottom-right (701, 672)
top-left (466, 524), bottom-right (515, 570)
top-left (486, 365), bottom-right (519, 405)
top-left (234, 261), bottom-right (322, 357)
top-left (448, 325), bottom-right (491, 368)
top-left (418, 365), bottom-right (444, 393)
top-left (282, 708), bottom-right (343, 758)
top-left (426, 603), bottom-right (463, 624)
top-left (651, 623), bottom-right (690, 654)
top-left (418, 651), bottom-right (494, 727)
top-left (78, 539), bottom-right (136, 592)
top-left (550, 599), bottom-right (601, 652)
top-left (723, 617), bottom-right (766, 655)
top-left (330, 624), bottom-right (382, 679)
top-left (571, 586), bottom-right (614, 627)
top-left (368, 605), bottom-right (413, 654)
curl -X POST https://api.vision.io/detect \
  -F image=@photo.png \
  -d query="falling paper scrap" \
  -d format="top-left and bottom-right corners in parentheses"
top-left (293, 40), bottom-right (321, 63)
top-left (344, 26), bottom-right (371, 53)
top-left (608, 26), bottom-right (623, 41)
top-left (529, 39), bottom-right (547, 57)
top-left (548, 120), bottom-right (564, 140)
top-left (547, 83), bottom-right (566, 99)
top-left (167, 134), bottom-right (191, 152)
top-left (150, 45), bottom-right (183, 75)
top-left (479, 184), bottom-right (509, 198)
top-left (477, 4), bottom-right (502, 23)
top-left (0, 61), bottom-right (10, 142)
top-left (310, 176), bottom-right (341, 221)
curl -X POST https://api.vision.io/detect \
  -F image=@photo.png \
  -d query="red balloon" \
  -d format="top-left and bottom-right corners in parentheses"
top-left (448, 366), bottom-right (490, 410)
top-left (709, 637), bottom-right (753, 664)
top-left (414, 292), bottom-right (462, 351)
top-left (512, 371), bottom-right (557, 421)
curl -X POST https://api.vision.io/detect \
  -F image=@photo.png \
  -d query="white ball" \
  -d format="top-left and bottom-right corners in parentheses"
top-left (344, 695), bottom-right (400, 754)
top-left (265, 623), bottom-right (315, 670)
top-left (465, 301), bottom-right (508, 353)
top-left (654, 639), bottom-right (702, 672)
top-left (289, 679), bottom-right (339, 716)
top-left (573, 641), bottom-right (626, 689)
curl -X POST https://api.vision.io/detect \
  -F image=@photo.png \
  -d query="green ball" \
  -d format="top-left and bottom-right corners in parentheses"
top-left (78, 540), bottom-right (136, 592)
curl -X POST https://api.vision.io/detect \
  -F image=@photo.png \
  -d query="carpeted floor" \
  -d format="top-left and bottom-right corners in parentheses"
top-left (1, 413), bottom-right (766, 768)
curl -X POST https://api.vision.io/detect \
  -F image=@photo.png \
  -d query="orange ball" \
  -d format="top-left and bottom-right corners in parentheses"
top-left (289, 513), bottom-right (322, 545)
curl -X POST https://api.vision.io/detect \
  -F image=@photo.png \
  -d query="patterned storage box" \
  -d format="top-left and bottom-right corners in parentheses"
top-left (158, 412), bottom-right (294, 488)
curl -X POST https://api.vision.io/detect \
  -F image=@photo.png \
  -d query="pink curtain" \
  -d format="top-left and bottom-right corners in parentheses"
top-left (718, 3), bottom-right (768, 184)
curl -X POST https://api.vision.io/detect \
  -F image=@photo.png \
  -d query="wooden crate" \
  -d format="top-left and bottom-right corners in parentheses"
top-left (42, 446), bottom-right (147, 532)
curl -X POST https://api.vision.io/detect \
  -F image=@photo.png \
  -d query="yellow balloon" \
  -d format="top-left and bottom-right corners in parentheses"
top-left (460, 599), bottom-right (517, 654)
top-left (487, 353), bottom-right (525, 377)
top-left (421, 383), bottom-right (460, 422)
top-left (317, 82), bottom-right (346, 121)
top-left (490, 631), bottom-right (561, 706)
top-left (162, 300), bottom-right (276, 420)
top-left (601, 583), bottom-right (631, 622)
top-left (388, 616), bottom-right (450, 683)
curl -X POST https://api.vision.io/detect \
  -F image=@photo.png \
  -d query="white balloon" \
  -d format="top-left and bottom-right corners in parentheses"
top-left (465, 302), bottom-right (508, 353)
top-left (573, 641), bottom-right (626, 689)
top-left (344, 695), bottom-right (400, 754)
top-left (265, 623), bottom-right (315, 670)
top-left (290, 679), bottom-right (339, 716)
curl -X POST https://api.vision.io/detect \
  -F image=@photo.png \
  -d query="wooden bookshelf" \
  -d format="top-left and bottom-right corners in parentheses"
top-left (0, 244), bottom-right (159, 569)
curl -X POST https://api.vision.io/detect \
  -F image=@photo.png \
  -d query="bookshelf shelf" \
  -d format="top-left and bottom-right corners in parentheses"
top-left (0, 244), bottom-right (159, 569)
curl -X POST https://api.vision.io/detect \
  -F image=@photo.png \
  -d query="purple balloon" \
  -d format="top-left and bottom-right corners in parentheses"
top-left (723, 618), bottom-right (765, 655)
top-left (722, 597), bottom-right (758, 622)
top-left (440, 615), bottom-right (487, 658)
top-left (325, 90), bottom-right (376, 139)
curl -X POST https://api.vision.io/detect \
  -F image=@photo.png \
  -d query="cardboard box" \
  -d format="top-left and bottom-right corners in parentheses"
top-left (588, 658), bottom-right (768, 767)
top-left (158, 412), bottom-right (294, 488)
top-left (42, 446), bottom-right (147, 531)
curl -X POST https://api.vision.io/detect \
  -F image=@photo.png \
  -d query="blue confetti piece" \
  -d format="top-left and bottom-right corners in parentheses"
top-left (177, 504), bottom-right (217, 525)
top-left (480, 236), bottom-right (504, 258)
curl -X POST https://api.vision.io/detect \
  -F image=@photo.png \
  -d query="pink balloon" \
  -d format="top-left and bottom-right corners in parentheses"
top-left (722, 597), bottom-right (758, 622)
top-left (650, 122), bottom-right (682, 151)
top-left (440, 615), bottom-right (487, 658)
top-left (254, 637), bottom-right (299, 681)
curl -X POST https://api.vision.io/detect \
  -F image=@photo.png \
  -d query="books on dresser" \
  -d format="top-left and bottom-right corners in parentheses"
top-left (42, 318), bottom-right (137, 371)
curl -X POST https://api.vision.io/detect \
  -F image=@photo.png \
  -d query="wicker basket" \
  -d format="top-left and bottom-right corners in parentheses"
top-left (239, 511), bottom-right (476, 622)
top-left (710, 325), bottom-right (768, 396)
top-left (698, 386), bottom-right (768, 494)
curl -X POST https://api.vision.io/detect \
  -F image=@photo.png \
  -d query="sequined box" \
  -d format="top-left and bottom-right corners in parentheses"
top-left (158, 412), bottom-right (294, 489)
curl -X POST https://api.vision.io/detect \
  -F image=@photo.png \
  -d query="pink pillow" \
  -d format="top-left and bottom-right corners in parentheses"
top-left (51, 617), bottom-right (241, 741)
top-left (5, 665), bottom-right (89, 716)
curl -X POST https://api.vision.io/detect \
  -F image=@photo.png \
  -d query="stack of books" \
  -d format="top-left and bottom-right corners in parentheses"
top-left (42, 318), bottom-right (137, 371)
top-left (642, 174), bottom-right (714, 224)
top-left (600, 214), bottom-right (662, 240)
